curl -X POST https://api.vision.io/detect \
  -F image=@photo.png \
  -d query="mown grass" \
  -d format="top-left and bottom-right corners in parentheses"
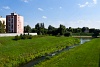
top-left (34, 38), bottom-right (100, 67)
top-left (0, 36), bottom-right (79, 67)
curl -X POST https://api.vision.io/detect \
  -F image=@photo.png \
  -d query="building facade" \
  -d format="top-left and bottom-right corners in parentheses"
top-left (6, 13), bottom-right (24, 33)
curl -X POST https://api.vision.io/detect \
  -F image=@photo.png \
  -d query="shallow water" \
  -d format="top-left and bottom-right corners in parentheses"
top-left (19, 38), bottom-right (91, 67)
top-left (80, 38), bottom-right (91, 44)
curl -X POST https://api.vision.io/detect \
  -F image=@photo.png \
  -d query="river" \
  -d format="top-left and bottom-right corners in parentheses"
top-left (19, 38), bottom-right (91, 67)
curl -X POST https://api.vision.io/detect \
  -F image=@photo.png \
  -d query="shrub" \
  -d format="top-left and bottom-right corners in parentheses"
top-left (14, 35), bottom-right (20, 40)
top-left (20, 34), bottom-right (23, 39)
top-left (13, 34), bottom-right (33, 40)
top-left (92, 30), bottom-right (99, 38)
top-left (64, 32), bottom-right (72, 37)
top-left (28, 35), bottom-right (33, 39)
top-left (22, 34), bottom-right (27, 39)
top-left (56, 33), bottom-right (61, 37)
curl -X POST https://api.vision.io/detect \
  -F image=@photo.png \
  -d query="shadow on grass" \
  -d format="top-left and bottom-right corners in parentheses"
top-left (12, 39), bottom-right (19, 41)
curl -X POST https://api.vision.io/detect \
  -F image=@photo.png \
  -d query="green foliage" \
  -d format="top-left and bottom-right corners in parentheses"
top-left (0, 36), bottom-right (79, 67)
top-left (31, 28), bottom-right (37, 33)
top-left (14, 34), bottom-right (33, 40)
top-left (64, 32), bottom-right (72, 37)
top-left (58, 24), bottom-right (66, 35)
top-left (24, 25), bottom-right (31, 33)
top-left (27, 35), bottom-right (33, 39)
top-left (0, 21), bottom-right (6, 33)
top-left (14, 35), bottom-right (20, 40)
top-left (56, 33), bottom-right (61, 37)
top-left (21, 34), bottom-right (27, 39)
top-left (92, 30), bottom-right (99, 38)
top-left (72, 33), bottom-right (93, 36)
top-left (35, 23), bottom-right (45, 35)
top-left (34, 38), bottom-right (100, 67)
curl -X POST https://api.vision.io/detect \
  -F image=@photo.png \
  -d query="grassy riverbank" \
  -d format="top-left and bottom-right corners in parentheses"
top-left (0, 36), bottom-right (79, 67)
top-left (34, 38), bottom-right (100, 67)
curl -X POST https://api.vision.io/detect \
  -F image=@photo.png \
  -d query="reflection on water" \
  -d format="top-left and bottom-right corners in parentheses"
top-left (80, 38), bottom-right (91, 44)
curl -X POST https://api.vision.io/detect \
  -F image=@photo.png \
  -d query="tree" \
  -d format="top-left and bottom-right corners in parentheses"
top-left (58, 24), bottom-right (66, 35)
top-left (68, 27), bottom-right (73, 32)
top-left (77, 27), bottom-right (82, 33)
top-left (64, 32), bottom-right (72, 37)
top-left (92, 30), bottom-right (99, 38)
top-left (82, 27), bottom-right (89, 33)
top-left (31, 28), bottom-right (37, 33)
top-left (24, 25), bottom-right (31, 33)
top-left (89, 28), bottom-right (95, 33)
top-left (0, 21), bottom-right (6, 33)
top-left (48, 25), bottom-right (55, 35)
top-left (35, 23), bottom-right (45, 35)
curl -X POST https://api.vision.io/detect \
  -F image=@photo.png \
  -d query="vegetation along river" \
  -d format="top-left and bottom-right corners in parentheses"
top-left (19, 38), bottom-right (91, 67)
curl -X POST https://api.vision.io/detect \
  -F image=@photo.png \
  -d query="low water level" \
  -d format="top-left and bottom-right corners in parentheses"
top-left (80, 38), bottom-right (91, 44)
top-left (19, 38), bottom-right (91, 67)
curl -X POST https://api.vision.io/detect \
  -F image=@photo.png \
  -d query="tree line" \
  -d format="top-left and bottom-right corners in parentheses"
top-left (24, 23), bottom-right (100, 37)
top-left (0, 22), bottom-right (99, 37)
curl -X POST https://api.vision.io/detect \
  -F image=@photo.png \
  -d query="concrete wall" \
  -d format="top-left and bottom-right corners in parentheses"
top-left (0, 33), bottom-right (37, 37)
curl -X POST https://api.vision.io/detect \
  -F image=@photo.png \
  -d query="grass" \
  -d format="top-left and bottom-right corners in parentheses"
top-left (0, 36), bottom-right (79, 67)
top-left (34, 38), bottom-right (100, 67)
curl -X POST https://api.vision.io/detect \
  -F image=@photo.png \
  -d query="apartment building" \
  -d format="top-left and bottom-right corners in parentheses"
top-left (6, 13), bottom-right (24, 33)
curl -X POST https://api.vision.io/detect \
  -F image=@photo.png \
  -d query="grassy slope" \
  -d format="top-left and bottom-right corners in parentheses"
top-left (35, 38), bottom-right (100, 67)
top-left (0, 36), bottom-right (79, 67)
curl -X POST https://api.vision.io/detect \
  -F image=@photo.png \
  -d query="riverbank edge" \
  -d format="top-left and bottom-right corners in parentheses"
top-left (72, 36), bottom-right (100, 38)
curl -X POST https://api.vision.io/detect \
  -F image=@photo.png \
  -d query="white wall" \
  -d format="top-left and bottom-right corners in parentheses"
top-left (0, 33), bottom-right (37, 37)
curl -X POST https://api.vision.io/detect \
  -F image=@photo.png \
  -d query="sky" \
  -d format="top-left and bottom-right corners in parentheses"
top-left (0, 0), bottom-right (100, 29)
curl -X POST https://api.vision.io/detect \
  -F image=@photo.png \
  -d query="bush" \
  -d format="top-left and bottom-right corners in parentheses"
top-left (56, 33), bottom-right (61, 37)
top-left (13, 34), bottom-right (33, 40)
top-left (28, 35), bottom-right (33, 39)
top-left (21, 34), bottom-right (27, 39)
top-left (14, 35), bottom-right (20, 40)
top-left (92, 30), bottom-right (99, 38)
top-left (64, 32), bottom-right (72, 37)
top-left (20, 34), bottom-right (23, 39)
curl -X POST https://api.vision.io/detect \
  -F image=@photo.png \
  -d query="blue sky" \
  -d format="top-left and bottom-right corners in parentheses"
top-left (0, 0), bottom-right (100, 29)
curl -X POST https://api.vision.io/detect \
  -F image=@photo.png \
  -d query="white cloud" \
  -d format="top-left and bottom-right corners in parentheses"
top-left (78, 0), bottom-right (97, 8)
top-left (78, 2), bottom-right (89, 8)
top-left (38, 8), bottom-right (44, 11)
top-left (22, 0), bottom-right (29, 3)
top-left (42, 16), bottom-right (47, 19)
top-left (3, 6), bottom-right (10, 9)
top-left (59, 7), bottom-right (62, 9)
top-left (93, 0), bottom-right (97, 4)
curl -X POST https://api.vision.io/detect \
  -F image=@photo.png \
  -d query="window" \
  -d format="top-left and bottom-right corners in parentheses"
top-left (11, 25), bottom-right (13, 28)
top-left (8, 17), bottom-right (10, 21)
